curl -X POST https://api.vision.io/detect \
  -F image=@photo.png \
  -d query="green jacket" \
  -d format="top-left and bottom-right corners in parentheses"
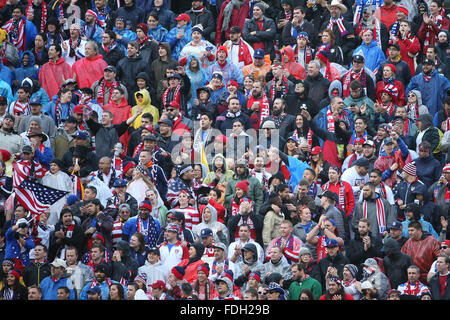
top-left (225, 173), bottom-right (264, 215)
top-left (288, 276), bottom-right (323, 300)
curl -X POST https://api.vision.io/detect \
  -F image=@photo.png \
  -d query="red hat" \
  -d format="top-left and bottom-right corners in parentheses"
top-left (168, 100), bottom-right (181, 110)
top-left (235, 180), bottom-right (250, 194)
top-left (248, 272), bottom-right (261, 283)
top-left (0, 149), bottom-right (11, 162)
top-left (122, 161), bottom-right (136, 173)
top-left (217, 46), bottom-right (228, 57)
top-left (311, 146), bottom-right (322, 155)
top-left (315, 50), bottom-right (329, 64)
top-left (8, 269), bottom-right (21, 280)
top-left (441, 240), bottom-right (450, 247)
top-left (397, 5), bottom-right (408, 16)
top-left (354, 137), bottom-right (366, 145)
top-left (197, 263), bottom-right (210, 277)
top-left (150, 280), bottom-right (166, 290)
top-left (227, 80), bottom-right (239, 88)
top-left (215, 135), bottom-right (227, 144)
top-left (175, 13), bottom-right (190, 22)
top-left (142, 125), bottom-right (155, 134)
top-left (402, 162), bottom-right (416, 177)
top-left (172, 266), bottom-right (185, 280)
top-left (443, 163), bottom-right (450, 173)
top-left (136, 23), bottom-right (149, 35)
top-left (73, 105), bottom-right (84, 114)
top-left (139, 200), bottom-right (153, 211)
top-left (384, 63), bottom-right (396, 74)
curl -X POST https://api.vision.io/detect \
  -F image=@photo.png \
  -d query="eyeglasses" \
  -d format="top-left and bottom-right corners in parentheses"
top-left (441, 246), bottom-right (449, 249)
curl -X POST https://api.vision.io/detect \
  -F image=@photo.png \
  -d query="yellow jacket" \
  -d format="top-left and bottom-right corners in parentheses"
top-left (131, 89), bottom-right (160, 129)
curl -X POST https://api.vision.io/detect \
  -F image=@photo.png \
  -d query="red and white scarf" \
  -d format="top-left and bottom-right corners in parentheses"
top-left (404, 281), bottom-right (422, 296)
top-left (10, 101), bottom-right (30, 116)
top-left (2, 17), bottom-right (26, 52)
top-left (406, 103), bottom-right (420, 124)
top-left (424, 14), bottom-right (443, 48)
top-left (163, 85), bottom-right (181, 107)
top-left (26, 1), bottom-right (47, 33)
top-left (269, 76), bottom-right (288, 101)
top-left (292, 127), bottom-right (313, 146)
top-left (97, 78), bottom-right (119, 105)
top-left (342, 70), bottom-right (367, 98)
top-left (326, 108), bottom-right (336, 132)
top-left (363, 198), bottom-right (386, 234)
top-left (247, 93), bottom-right (270, 130)
top-left (327, 17), bottom-right (348, 37)
top-left (294, 45), bottom-right (313, 66)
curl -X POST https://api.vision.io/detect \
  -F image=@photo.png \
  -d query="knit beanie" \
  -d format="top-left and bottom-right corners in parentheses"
top-left (402, 163), bottom-right (416, 177)
top-left (136, 23), bottom-right (148, 35)
top-left (344, 264), bottom-right (358, 279)
top-left (172, 266), bottom-right (185, 280)
top-left (235, 180), bottom-right (250, 194)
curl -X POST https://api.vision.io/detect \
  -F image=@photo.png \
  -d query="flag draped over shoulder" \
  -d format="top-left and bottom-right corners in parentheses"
top-left (13, 161), bottom-right (68, 213)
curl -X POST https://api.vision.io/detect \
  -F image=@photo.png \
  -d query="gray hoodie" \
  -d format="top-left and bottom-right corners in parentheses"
top-left (193, 204), bottom-right (230, 245)
top-left (408, 90), bottom-right (430, 120)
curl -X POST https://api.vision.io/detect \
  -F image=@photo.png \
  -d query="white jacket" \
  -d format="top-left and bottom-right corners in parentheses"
top-left (137, 259), bottom-right (170, 287)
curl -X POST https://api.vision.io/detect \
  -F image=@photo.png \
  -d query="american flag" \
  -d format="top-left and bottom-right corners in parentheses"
top-left (166, 179), bottom-right (194, 208)
top-left (13, 161), bottom-right (68, 213)
top-left (16, 179), bottom-right (69, 214)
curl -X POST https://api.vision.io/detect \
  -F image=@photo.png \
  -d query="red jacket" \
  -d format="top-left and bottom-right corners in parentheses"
top-left (397, 34), bottom-right (421, 75)
top-left (401, 234), bottom-right (440, 284)
top-left (39, 58), bottom-right (73, 98)
top-left (214, 0), bottom-right (250, 45)
top-left (103, 97), bottom-right (131, 148)
top-left (418, 17), bottom-right (450, 53)
top-left (178, 259), bottom-right (206, 284)
top-left (322, 180), bottom-right (355, 218)
top-left (72, 54), bottom-right (108, 89)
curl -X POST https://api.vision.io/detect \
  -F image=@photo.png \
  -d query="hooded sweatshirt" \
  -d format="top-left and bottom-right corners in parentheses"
top-left (13, 51), bottom-right (39, 89)
top-left (132, 88), bottom-right (159, 128)
top-left (193, 204), bottom-right (230, 245)
top-left (281, 46), bottom-right (307, 81)
top-left (233, 243), bottom-right (265, 287)
top-left (178, 242), bottom-right (205, 283)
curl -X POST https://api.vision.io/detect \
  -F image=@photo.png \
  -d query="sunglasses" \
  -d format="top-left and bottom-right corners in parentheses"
top-left (258, 291), bottom-right (267, 295)
top-left (441, 246), bottom-right (449, 249)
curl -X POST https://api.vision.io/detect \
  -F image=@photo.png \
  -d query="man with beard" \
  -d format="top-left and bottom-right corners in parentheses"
top-left (341, 54), bottom-right (375, 101)
top-left (288, 262), bottom-right (322, 300)
top-left (264, 64), bottom-right (295, 104)
top-left (319, 276), bottom-right (354, 300)
top-left (361, 169), bottom-right (395, 205)
top-left (406, 58), bottom-right (450, 116)
top-left (344, 218), bottom-right (383, 279)
top-left (82, 199), bottom-right (114, 250)
top-left (223, 26), bottom-right (254, 68)
top-left (245, 80), bottom-right (271, 131)
top-left (260, 98), bottom-right (295, 140)
top-left (79, 263), bottom-right (122, 300)
top-left (352, 182), bottom-right (395, 238)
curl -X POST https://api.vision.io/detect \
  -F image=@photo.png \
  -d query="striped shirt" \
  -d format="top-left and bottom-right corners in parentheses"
top-left (174, 206), bottom-right (200, 230)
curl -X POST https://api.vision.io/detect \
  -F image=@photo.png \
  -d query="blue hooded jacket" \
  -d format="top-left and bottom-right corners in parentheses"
top-left (185, 54), bottom-right (208, 106)
top-left (165, 22), bottom-right (192, 60)
top-left (353, 40), bottom-right (386, 73)
top-left (13, 51), bottom-right (40, 91)
top-left (0, 62), bottom-right (13, 86)
top-left (148, 24), bottom-right (168, 42)
top-left (113, 27), bottom-right (137, 53)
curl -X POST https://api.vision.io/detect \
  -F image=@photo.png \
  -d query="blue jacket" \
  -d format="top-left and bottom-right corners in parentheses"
top-left (148, 25), bottom-right (168, 43)
top-left (206, 59), bottom-right (244, 86)
top-left (0, 78), bottom-right (14, 105)
top-left (122, 215), bottom-right (161, 247)
top-left (406, 69), bottom-right (450, 116)
top-left (401, 216), bottom-right (439, 240)
top-left (0, 63), bottom-right (13, 86)
top-left (414, 156), bottom-right (442, 188)
top-left (313, 106), bottom-right (354, 147)
top-left (5, 227), bottom-right (35, 267)
top-left (43, 95), bottom-right (74, 125)
top-left (353, 40), bottom-right (385, 73)
top-left (40, 275), bottom-right (76, 300)
top-left (165, 23), bottom-right (192, 60)
top-left (79, 279), bottom-right (124, 300)
top-left (13, 51), bottom-right (39, 91)
top-left (113, 27), bottom-right (137, 53)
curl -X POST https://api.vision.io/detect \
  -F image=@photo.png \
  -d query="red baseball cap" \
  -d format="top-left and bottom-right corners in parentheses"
top-left (73, 105), bottom-right (84, 114)
top-left (441, 240), bottom-right (450, 247)
top-left (311, 146), bottom-right (322, 155)
top-left (354, 137), bottom-right (366, 145)
top-left (168, 100), bottom-right (181, 110)
top-left (175, 13), bottom-right (190, 22)
top-left (150, 280), bottom-right (166, 290)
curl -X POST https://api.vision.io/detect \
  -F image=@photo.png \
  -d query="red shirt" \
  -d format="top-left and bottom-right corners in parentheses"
top-left (253, 20), bottom-right (265, 51)
top-left (380, 4), bottom-right (398, 29)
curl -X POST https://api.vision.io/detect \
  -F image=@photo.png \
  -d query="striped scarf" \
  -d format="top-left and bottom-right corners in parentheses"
top-left (234, 215), bottom-right (256, 241)
top-left (327, 17), bottom-right (348, 37)
top-left (269, 76), bottom-right (288, 101)
top-left (53, 97), bottom-right (63, 127)
top-left (378, 182), bottom-right (387, 200)
top-left (2, 17), bottom-right (26, 52)
top-left (406, 103), bottom-right (420, 124)
top-left (292, 127), bottom-right (313, 146)
top-left (247, 93), bottom-right (270, 129)
top-left (26, 1), bottom-right (47, 33)
top-left (163, 85), bottom-right (181, 108)
top-left (342, 70), bottom-right (366, 98)
top-left (69, 37), bottom-right (81, 58)
top-left (11, 101), bottom-right (30, 116)
top-left (363, 198), bottom-right (386, 234)
top-left (96, 78), bottom-right (119, 105)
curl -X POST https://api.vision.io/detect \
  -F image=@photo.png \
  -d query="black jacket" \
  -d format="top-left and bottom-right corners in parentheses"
top-left (304, 72), bottom-right (330, 106)
top-left (344, 232), bottom-right (383, 279)
top-left (111, 241), bottom-right (139, 283)
top-left (281, 20), bottom-right (316, 47)
top-left (317, 251), bottom-right (349, 289)
top-left (227, 212), bottom-right (264, 248)
top-left (22, 262), bottom-right (51, 287)
top-left (242, 16), bottom-right (277, 59)
top-left (382, 247), bottom-right (413, 290)
top-left (115, 4), bottom-right (145, 27)
top-left (429, 273), bottom-right (450, 300)
top-left (185, 8), bottom-right (216, 42)
top-left (49, 221), bottom-right (85, 261)
top-left (116, 54), bottom-right (149, 102)
top-left (99, 44), bottom-right (125, 67)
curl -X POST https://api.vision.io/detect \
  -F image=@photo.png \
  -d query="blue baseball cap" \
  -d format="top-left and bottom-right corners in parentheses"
top-left (325, 238), bottom-right (339, 247)
top-left (200, 228), bottom-right (213, 238)
top-left (254, 49), bottom-right (265, 59)
top-left (87, 286), bottom-right (102, 294)
top-left (72, 131), bottom-right (88, 140)
top-left (113, 179), bottom-right (128, 187)
top-left (388, 221), bottom-right (402, 230)
top-left (29, 97), bottom-right (42, 105)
